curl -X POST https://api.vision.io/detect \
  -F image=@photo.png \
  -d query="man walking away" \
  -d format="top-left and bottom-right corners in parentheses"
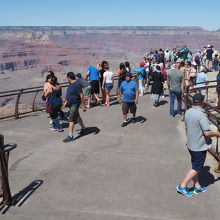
top-left (119, 73), bottom-right (139, 127)
top-left (167, 64), bottom-right (185, 117)
top-left (86, 65), bottom-right (101, 105)
top-left (76, 73), bottom-right (91, 109)
top-left (206, 45), bottom-right (214, 71)
top-left (63, 72), bottom-right (86, 143)
top-left (177, 93), bottom-right (220, 196)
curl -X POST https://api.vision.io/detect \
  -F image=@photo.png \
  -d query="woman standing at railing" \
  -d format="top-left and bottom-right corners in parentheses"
top-left (45, 76), bottom-right (63, 132)
top-left (102, 66), bottom-right (114, 107)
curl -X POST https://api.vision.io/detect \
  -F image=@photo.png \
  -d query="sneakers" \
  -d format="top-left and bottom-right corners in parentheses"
top-left (50, 126), bottom-right (57, 131)
top-left (56, 127), bottom-right (64, 132)
top-left (176, 185), bottom-right (193, 197)
top-left (193, 187), bottom-right (207, 195)
top-left (63, 136), bottom-right (74, 143)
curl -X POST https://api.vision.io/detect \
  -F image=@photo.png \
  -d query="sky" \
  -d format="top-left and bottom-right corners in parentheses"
top-left (0, 0), bottom-right (219, 30)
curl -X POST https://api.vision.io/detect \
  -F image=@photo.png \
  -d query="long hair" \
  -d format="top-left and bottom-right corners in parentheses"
top-left (101, 61), bottom-right (109, 70)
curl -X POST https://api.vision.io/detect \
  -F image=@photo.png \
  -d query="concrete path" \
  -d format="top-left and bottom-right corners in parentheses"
top-left (0, 94), bottom-right (220, 219)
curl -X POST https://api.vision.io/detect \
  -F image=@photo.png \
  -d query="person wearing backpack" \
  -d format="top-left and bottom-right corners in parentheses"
top-left (194, 50), bottom-right (201, 72)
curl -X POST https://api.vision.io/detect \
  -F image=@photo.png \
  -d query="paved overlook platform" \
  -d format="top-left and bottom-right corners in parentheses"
top-left (0, 95), bottom-right (220, 220)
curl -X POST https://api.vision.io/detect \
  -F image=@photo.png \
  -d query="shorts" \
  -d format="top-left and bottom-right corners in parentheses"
top-left (91, 80), bottom-right (100, 94)
top-left (104, 83), bottom-right (113, 90)
top-left (83, 86), bottom-right (91, 98)
top-left (122, 102), bottom-right (137, 115)
top-left (188, 149), bottom-right (207, 171)
top-left (68, 105), bottom-right (80, 122)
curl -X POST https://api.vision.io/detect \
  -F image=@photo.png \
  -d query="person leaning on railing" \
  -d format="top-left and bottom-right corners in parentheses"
top-left (44, 76), bottom-right (63, 132)
top-left (177, 93), bottom-right (220, 196)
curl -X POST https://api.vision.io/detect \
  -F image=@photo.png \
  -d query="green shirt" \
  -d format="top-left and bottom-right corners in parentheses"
top-left (180, 48), bottom-right (189, 60)
top-left (168, 70), bottom-right (184, 91)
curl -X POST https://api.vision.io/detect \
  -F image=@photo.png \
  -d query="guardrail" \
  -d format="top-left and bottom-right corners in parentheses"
top-left (0, 75), bottom-right (136, 120)
top-left (0, 82), bottom-right (69, 120)
top-left (0, 134), bottom-right (17, 205)
top-left (184, 81), bottom-right (220, 163)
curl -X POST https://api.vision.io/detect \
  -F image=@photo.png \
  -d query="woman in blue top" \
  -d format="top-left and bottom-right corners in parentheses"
top-left (45, 76), bottom-right (63, 132)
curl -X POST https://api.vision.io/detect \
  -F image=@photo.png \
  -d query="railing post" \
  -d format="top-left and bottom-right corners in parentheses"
top-left (15, 89), bottom-right (23, 119)
top-left (0, 135), bottom-right (3, 199)
top-left (0, 134), bottom-right (12, 204)
top-left (0, 134), bottom-right (17, 205)
top-left (32, 90), bottom-right (39, 112)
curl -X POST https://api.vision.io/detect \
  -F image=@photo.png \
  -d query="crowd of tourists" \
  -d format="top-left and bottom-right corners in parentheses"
top-left (42, 44), bottom-right (220, 197)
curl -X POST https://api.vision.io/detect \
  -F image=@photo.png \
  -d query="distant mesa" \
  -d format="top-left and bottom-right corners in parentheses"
top-left (1, 26), bottom-right (220, 91)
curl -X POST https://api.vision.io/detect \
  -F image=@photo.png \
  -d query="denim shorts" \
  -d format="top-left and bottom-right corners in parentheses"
top-left (105, 83), bottom-right (113, 90)
top-left (188, 149), bottom-right (207, 171)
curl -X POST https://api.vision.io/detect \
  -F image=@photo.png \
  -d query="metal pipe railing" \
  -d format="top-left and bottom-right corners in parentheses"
top-left (0, 134), bottom-right (17, 205)
top-left (0, 74), bottom-right (136, 120)
top-left (184, 80), bottom-right (220, 165)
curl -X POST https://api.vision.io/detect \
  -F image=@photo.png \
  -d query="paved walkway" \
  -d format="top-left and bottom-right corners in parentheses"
top-left (0, 95), bottom-right (220, 219)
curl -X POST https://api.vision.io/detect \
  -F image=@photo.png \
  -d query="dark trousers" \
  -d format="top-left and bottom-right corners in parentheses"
top-left (169, 90), bottom-right (182, 116)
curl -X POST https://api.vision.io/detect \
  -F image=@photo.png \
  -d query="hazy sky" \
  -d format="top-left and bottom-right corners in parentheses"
top-left (0, 0), bottom-right (219, 30)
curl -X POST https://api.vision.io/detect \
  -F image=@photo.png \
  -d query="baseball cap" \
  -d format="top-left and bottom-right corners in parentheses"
top-left (193, 93), bottom-right (205, 103)
top-left (139, 62), bottom-right (145, 67)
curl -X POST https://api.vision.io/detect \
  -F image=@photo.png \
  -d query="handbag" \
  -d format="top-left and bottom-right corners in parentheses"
top-left (42, 94), bottom-right (46, 101)
top-left (46, 103), bottom-right (53, 113)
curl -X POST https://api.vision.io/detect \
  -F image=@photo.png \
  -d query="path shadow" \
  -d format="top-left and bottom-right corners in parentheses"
top-left (126, 116), bottom-right (147, 126)
top-left (0, 180), bottom-right (43, 214)
top-left (158, 100), bottom-right (168, 106)
top-left (74, 126), bottom-right (100, 140)
top-left (199, 166), bottom-right (220, 187)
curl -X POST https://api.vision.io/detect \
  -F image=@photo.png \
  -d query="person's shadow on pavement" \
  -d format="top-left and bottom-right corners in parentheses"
top-left (199, 166), bottom-right (220, 187)
top-left (74, 127), bottom-right (100, 140)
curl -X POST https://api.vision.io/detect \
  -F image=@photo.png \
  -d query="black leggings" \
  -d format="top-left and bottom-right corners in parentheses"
top-left (50, 103), bottom-right (62, 119)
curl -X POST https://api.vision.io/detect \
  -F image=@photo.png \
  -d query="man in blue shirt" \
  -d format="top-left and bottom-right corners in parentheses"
top-left (119, 73), bottom-right (139, 127)
top-left (86, 65), bottom-right (101, 104)
top-left (63, 72), bottom-right (86, 143)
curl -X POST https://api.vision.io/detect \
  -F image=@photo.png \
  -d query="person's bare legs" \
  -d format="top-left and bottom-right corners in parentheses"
top-left (123, 114), bottom-right (128, 121)
top-left (93, 93), bottom-right (100, 103)
top-left (87, 97), bottom-right (91, 109)
top-left (105, 89), bottom-right (112, 106)
top-left (77, 116), bottom-right (85, 129)
top-left (181, 169), bottom-right (201, 188)
top-left (68, 121), bottom-right (75, 138)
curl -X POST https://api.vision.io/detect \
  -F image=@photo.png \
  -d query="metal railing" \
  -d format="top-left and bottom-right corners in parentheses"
top-left (184, 80), bottom-right (220, 162)
top-left (0, 134), bottom-right (17, 205)
top-left (0, 75), bottom-right (137, 120)
top-left (0, 82), bottom-right (69, 120)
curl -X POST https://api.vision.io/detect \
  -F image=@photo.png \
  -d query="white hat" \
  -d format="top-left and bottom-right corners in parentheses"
top-left (191, 61), bottom-right (197, 66)
top-left (207, 45), bottom-right (211, 48)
